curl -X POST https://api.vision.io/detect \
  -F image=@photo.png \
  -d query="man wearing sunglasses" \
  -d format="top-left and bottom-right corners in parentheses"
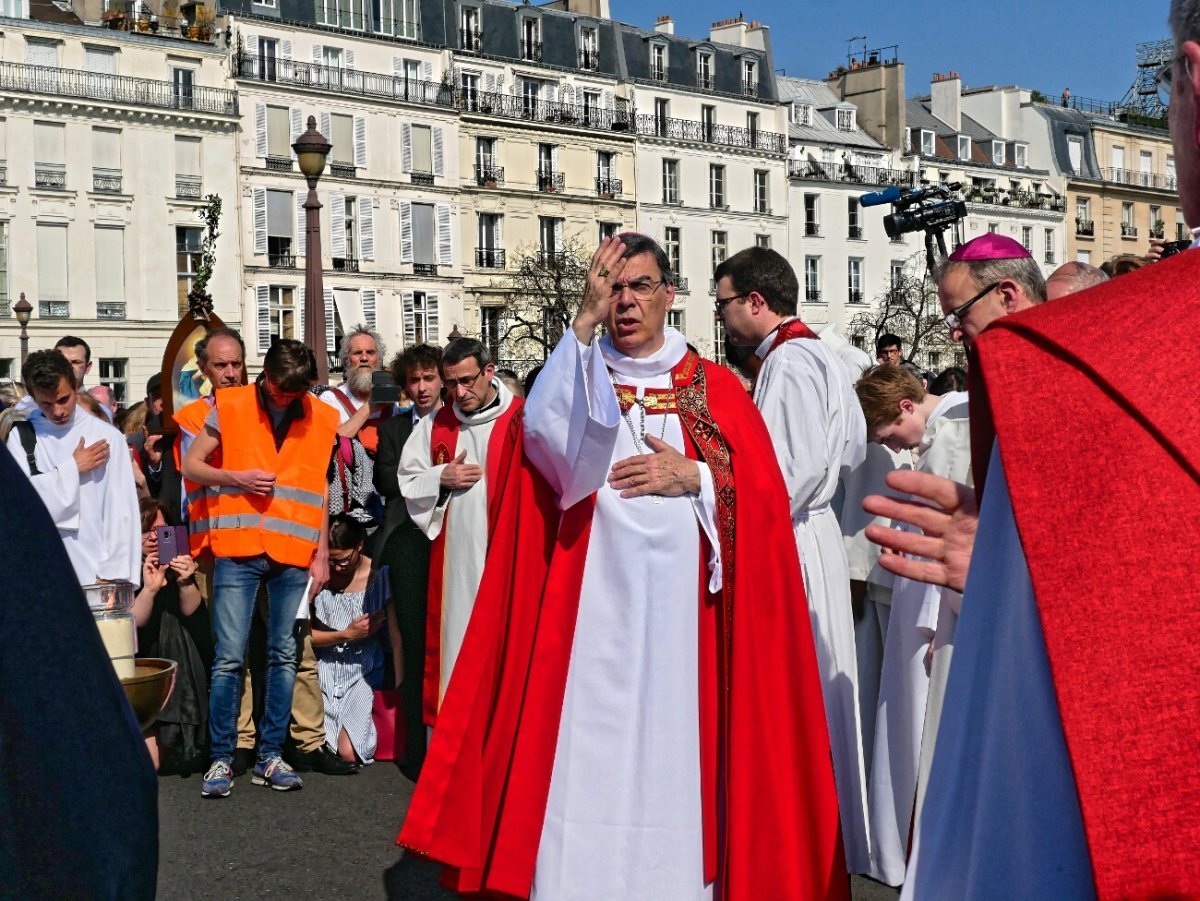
top-left (866, 5), bottom-right (1200, 898)
top-left (396, 336), bottom-right (522, 737)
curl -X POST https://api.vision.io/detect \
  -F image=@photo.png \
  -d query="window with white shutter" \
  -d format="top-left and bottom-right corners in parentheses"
top-left (290, 107), bottom-right (303, 143)
top-left (297, 285), bottom-right (305, 342)
top-left (255, 103), bottom-right (268, 158)
top-left (426, 294), bottom-right (440, 344)
top-left (399, 201), bottom-right (413, 263)
top-left (295, 191), bottom-right (306, 257)
top-left (402, 291), bottom-right (416, 345)
top-left (432, 127), bottom-right (444, 177)
top-left (358, 196), bottom-right (374, 261)
top-left (354, 116), bottom-right (367, 169)
top-left (436, 204), bottom-right (453, 266)
top-left (330, 192), bottom-right (346, 258)
top-left (324, 287), bottom-right (337, 352)
top-left (257, 285), bottom-right (271, 352)
top-left (401, 123), bottom-right (413, 173)
top-left (361, 288), bottom-right (377, 331)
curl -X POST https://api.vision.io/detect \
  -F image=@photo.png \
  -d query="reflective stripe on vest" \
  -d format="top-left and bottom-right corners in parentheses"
top-left (185, 484), bottom-right (324, 508)
top-left (191, 513), bottom-right (322, 544)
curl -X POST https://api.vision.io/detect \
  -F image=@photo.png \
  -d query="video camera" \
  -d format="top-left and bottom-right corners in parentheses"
top-left (860, 182), bottom-right (968, 272)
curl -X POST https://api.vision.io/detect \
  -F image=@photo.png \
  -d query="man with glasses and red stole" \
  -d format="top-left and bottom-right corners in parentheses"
top-left (714, 245), bottom-right (871, 875)
top-left (396, 337), bottom-right (522, 734)
top-left (183, 339), bottom-right (339, 798)
top-left (399, 234), bottom-right (847, 901)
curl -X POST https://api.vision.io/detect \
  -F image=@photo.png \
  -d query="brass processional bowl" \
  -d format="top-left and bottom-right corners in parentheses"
top-left (120, 658), bottom-right (178, 732)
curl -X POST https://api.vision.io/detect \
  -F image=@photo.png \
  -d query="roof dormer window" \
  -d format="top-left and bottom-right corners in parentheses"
top-left (696, 50), bottom-right (713, 90)
top-left (992, 140), bottom-right (1005, 166)
top-left (957, 135), bottom-right (971, 161)
top-left (651, 42), bottom-right (667, 82)
top-left (836, 108), bottom-right (856, 131)
top-left (791, 102), bottom-right (813, 126)
top-left (1014, 143), bottom-right (1029, 168)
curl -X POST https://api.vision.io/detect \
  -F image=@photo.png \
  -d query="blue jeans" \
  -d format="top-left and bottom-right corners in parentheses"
top-left (209, 555), bottom-right (308, 763)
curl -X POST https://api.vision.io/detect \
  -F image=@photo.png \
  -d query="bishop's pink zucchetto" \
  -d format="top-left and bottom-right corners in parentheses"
top-left (947, 233), bottom-right (1034, 262)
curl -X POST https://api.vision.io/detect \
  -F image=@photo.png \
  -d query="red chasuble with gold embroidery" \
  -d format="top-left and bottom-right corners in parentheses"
top-left (399, 349), bottom-right (848, 901)
top-left (968, 250), bottom-right (1200, 898)
top-left (423, 398), bottom-right (525, 726)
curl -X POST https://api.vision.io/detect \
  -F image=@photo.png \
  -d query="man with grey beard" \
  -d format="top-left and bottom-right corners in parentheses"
top-left (320, 325), bottom-right (396, 526)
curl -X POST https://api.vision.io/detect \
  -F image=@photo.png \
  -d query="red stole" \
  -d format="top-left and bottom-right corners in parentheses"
top-left (328, 387), bottom-right (394, 453)
top-left (970, 250), bottom-right (1200, 898)
top-left (423, 397), bottom-right (525, 726)
top-left (399, 351), bottom-right (847, 901)
top-left (765, 317), bottom-right (820, 360)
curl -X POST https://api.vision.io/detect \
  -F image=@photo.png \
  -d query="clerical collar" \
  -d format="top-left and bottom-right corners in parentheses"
top-left (599, 327), bottom-right (687, 379)
top-left (755, 317), bottom-right (795, 360)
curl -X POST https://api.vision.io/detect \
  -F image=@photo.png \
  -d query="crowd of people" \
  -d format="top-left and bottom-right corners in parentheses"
top-left (8, 2), bottom-right (1200, 895)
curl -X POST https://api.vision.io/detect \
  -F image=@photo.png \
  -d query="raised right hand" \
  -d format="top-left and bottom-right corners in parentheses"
top-left (73, 437), bottom-right (110, 474)
top-left (439, 449), bottom-right (484, 490)
top-left (572, 236), bottom-right (629, 344)
top-left (343, 610), bottom-right (385, 642)
top-left (233, 468), bottom-right (277, 496)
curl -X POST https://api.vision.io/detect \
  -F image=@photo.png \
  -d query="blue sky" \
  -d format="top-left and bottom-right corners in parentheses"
top-left (610, 0), bottom-right (1170, 104)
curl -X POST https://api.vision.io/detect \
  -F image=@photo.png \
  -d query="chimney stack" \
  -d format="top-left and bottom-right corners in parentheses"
top-left (930, 71), bottom-right (962, 131)
top-left (655, 14), bottom-right (674, 34)
top-left (710, 14), bottom-right (747, 47)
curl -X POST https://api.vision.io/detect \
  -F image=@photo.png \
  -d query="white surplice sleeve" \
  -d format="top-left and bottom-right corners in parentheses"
top-left (524, 334), bottom-right (621, 511)
top-left (754, 350), bottom-right (839, 517)
top-left (96, 428), bottom-right (142, 583)
top-left (915, 410), bottom-right (973, 632)
top-left (398, 412), bottom-right (451, 540)
top-left (691, 463), bottom-right (723, 593)
top-left (5, 428), bottom-right (83, 533)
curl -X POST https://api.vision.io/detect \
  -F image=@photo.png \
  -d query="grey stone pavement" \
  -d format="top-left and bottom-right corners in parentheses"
top-left (158, 762), bottom-right (899, 900)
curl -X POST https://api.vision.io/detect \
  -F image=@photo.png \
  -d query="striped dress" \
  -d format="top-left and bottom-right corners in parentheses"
top-left (313, 566), bottom-right (390, 764)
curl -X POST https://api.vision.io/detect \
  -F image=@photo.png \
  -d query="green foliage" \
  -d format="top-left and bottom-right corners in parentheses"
top-left (188, 194), bottom-right (222, 316)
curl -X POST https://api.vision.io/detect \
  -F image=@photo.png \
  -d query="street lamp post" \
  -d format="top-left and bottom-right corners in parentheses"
top-left (14, 292), bottom-right (32, 369)
top-left (293, 115), bottom-right (332, 385)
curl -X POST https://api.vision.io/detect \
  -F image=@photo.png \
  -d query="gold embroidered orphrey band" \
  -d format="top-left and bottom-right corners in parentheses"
top-left (611, 384), bottom-right (680, 414)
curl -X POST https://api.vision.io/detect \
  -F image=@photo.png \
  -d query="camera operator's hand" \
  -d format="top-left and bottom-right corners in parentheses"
top-left (573, 237), bottom-right (628, 346)
top-left (1147, 238), bottom-right (1165, 263)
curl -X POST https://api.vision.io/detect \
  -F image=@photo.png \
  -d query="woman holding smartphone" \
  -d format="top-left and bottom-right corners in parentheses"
top-left (134, 497), bottom-right (211, 772)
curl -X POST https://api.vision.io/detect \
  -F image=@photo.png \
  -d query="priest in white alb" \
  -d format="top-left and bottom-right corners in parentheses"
top-left (6, 349), bottom-right (140, 587)
top-left (397, 337), bottom-right (522, 729)
top-left (715, 246), bottom-right (870, 872)
top-left (399, 234), bottom-right (847, 901)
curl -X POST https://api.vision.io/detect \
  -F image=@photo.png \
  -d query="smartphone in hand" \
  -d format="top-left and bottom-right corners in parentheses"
top-left (155, 524), bottom-right (189, 563)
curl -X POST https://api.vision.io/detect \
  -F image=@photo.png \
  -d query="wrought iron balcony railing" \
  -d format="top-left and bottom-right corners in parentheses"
top-left (755, 203), bottom-right (773, 215)
top-left (674, 276), bottom-right (689, 292)
top-left (1103, 168), bottom-right (1177, 191)
top-left (1076, 219), bottom-right (1095, 236)
top-left (0, 61), bottom-right (237, 115)
top-left (709, 199), bottom-right (729, 211)
top-left (34, 166), bottom-right (66, 189)
top-left (697, 73), bottom-right (713, 90)
top-left (534, 249), bottom-right (569, 266)
top-left (848, 226), bottom-right (864, 239)
top-left (1044, 252), bottom-right (1056, 264)
top-left (413, 263), bottom-right (439, 276)
top-left (805, 289), bottom-right (822, 302)
top-left (848, 290), bottom-right (864, 304)
top-left (97, 302), bottom-right (126, 319)
top-left (332, 257), bottom-right (359, 272)
top-left (40, 301), bottom-right (69, 318)
top-left (1150, 226), bottom-right (1166, 239)
top-left (580, 48), bottom-right (599, 70)
top-left (805, 222), bottom-right (822, 237)
top-left (787, 160), bottom-right (916, 188)
top-left (651, 65), bottom-right (667, 82)
top-left (236, 54), bottom-right (454, 109)
top-left (475, 247), bottom-right (506, 268)
top-left (634, 113), bottom-right (786, 154)
top-left (475, 164), bottom-right (505, 186)
top-left (176, 175), bottom-right (202, 199)
top-left (93, 169), bottom-right (122, 193)
top-left (329, 163), bottom-right (356, 178)
top-left (269, 254), bottom-right (297, 268)
top-left (595, 177), bottom-right (622, 197)
top-left (265, 156), bottom-right (293, 172)
top-left (460, 89), bottom-right (630, 133)
top-left (521, 39), bottom-right (543, 62)
top-left (1121, 224), bottom-right (1139, 238)
top-left (742, 80), bottom-right (758, 96)
top-left (537, 170), bottom-right (565, 193)
top-left (410, 172), bottom-right (435, 186)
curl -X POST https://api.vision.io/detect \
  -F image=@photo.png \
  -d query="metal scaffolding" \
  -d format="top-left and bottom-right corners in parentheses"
top-left (1120, 38), bottom-right (1173, 120)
